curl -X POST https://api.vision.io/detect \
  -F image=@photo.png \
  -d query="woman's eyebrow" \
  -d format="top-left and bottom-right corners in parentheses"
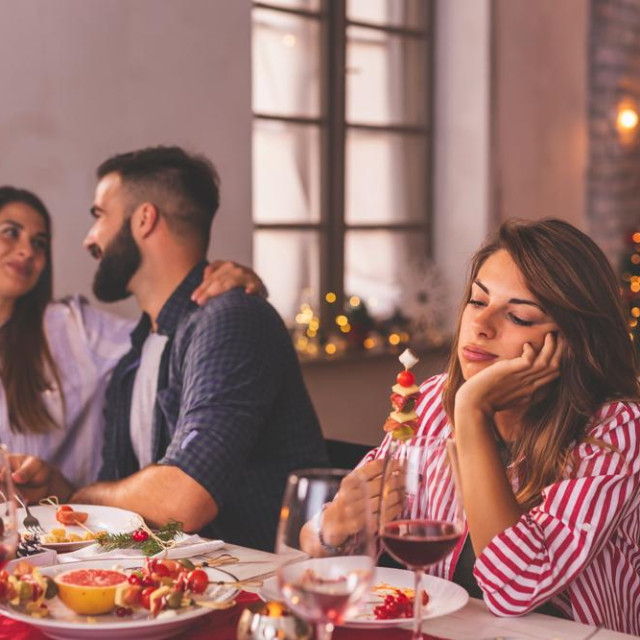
top-left (474, 279), bottom-right (543, 309)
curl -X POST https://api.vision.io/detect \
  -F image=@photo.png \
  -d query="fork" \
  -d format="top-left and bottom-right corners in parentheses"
top-left (14, 494), bottom-right (46, 535)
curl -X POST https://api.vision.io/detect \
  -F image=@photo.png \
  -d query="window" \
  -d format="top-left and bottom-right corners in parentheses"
top-left (252, 0), bottom-right (433, 333)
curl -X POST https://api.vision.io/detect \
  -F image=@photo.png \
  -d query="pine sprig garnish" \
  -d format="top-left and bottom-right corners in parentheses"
top-left (96, 520), bottom-right (183, 556)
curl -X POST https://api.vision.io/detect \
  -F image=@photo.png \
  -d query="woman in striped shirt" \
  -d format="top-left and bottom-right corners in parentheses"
top-left (316, 218), bottom-right (640, 634)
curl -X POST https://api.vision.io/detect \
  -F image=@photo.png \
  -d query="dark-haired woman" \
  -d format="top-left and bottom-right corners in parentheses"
top-left (312, 219), bottom-right (640, 634)
top-left (0, 186), bottom-right (263, 493)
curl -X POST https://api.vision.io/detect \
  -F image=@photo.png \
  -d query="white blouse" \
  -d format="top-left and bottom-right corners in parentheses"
top-left (0, 296), bottom-right (134, 487)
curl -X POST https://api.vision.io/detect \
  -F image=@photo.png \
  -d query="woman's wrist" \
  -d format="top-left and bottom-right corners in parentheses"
top-left (317, 503), bottom-right (353, 552)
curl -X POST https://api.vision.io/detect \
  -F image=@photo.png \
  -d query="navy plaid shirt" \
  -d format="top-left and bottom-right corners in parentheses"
top-left (99, 261), bottom-right (328, 550)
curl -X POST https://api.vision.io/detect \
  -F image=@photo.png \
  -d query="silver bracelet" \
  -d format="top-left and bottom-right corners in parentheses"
top-left (317, 503), bottom-right (355, 554)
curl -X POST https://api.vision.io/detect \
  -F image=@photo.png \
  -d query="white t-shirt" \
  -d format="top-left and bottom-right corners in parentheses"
top-left (0, 296), bottom-right (134, 487)
top-left (130, 332), bottom-right (169, 469)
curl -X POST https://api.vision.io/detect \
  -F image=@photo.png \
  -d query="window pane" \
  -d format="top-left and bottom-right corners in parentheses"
top-left (347, 0), bottom-right (428, 29)
top-left (345, 230), bottom-right (427, 319)
top-left (346, 27), bottom-right (427, 126)
top-left (252, 9), bottom-right (321, 117)
top-left (253, 120), bottom-right (321, 223)
top-left (259, 0), bottom-right (320, 11)
top-left (254, 230), bottom-right (320, 324)
top-left (345, 129), bottom-right (428, 224)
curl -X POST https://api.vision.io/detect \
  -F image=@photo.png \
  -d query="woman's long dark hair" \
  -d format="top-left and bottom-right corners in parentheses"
top-left (442, 219), bottom-right (640, 509)
top-left (0, 186), bottom-right (63, 434)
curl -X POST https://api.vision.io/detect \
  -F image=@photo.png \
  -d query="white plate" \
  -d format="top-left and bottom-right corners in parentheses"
top-left (0, 559), bottom-right (238, 640)
top-left (260, 566), bottom-right (469, 629)
top-left (18, 504), bottom-right (141, 552)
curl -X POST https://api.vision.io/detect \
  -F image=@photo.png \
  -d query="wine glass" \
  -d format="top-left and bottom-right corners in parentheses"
top-left (379, 435), bottom-right (464, 640)
top-left (0, 445), bottom-right (19, 568)
top-left (275, 468), bottom-right (376, 640)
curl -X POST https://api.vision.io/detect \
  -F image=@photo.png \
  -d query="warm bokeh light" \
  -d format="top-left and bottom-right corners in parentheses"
top-left (325, 292), bottom-right (337, 303)
top-left (364, 338), bottom-right (375, 349)
top-left (349, 295), bottom-right (361, 307)
top-left (325, 343), bottom-right (337, 355)
top-left (335, 315), bottom-right (348, 326)
top-left (617, 106), bottom-right (639, 132)
top-left (388, 333), bottom-right (400, 345)
top-left (282, 34), bottom-right (296, 47)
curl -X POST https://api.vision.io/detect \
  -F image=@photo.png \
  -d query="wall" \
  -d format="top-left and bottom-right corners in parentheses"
top-left (492, 0), bottom-right (588, 231)
top-left (432, 0), bottom-right (492, 330)
top-left (0, 0), bottom-right (252, 318)
top-left (588, 0), bottom-right (640, 263)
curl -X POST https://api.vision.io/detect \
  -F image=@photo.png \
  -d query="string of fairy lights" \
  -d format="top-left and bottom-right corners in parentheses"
top-left (620, 230), bottom-right (640, 349)
top-left (293, 291), bottom-right (413, 359)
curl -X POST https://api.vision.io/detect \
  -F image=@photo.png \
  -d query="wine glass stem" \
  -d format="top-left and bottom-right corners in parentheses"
top-left (412, 568), bottom-right (424, 640)
top-left (316, 621), bottom-right (334, 640)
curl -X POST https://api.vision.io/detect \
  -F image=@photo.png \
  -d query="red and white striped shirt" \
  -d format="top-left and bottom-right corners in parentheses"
top-left (362, 374), bottom-right (640, 634)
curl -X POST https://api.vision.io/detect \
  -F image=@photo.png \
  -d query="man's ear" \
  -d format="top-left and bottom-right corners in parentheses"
top-left (133, 202), bottom-right (159, 238)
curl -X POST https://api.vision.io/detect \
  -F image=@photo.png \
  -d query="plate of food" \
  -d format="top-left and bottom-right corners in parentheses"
top-left (0, 557), bottom-right (239, 639)
top-left (17, 504), bottom-right (141, 552)
top-left (260, 566), bottom-right (469, 629)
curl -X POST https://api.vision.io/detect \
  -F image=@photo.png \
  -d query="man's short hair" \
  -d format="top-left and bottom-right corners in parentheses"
top-left (97, 146), bottom-right (220, 252)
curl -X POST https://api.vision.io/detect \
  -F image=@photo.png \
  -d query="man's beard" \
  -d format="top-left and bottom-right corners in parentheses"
top-left (92, 217), bottom-right (142, 302)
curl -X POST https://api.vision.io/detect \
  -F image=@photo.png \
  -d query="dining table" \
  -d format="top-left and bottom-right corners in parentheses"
top-left (0, 542), bottom-right (636, 640)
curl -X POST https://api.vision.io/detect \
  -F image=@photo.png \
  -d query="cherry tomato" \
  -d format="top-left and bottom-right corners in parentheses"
top-left (396, 370), bottom-right (415, 387)
top-left (140, 586), bottom-right (155, 610)
top-left (152, 563), bottom-right (170, 578)
top-left (187, 569), bottom-right (208, 594)
top-left (56, 510), bottom-right (89, 525)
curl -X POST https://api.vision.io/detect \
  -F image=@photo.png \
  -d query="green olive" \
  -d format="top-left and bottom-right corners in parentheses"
top-left (167, 591), bottom-right (183, 609)
top-left (44, 577), bottom-right (58, 599)
top-left (177, 558), bottom-right (195, 571)
top-left (19, 581), bottom-right (33, 601)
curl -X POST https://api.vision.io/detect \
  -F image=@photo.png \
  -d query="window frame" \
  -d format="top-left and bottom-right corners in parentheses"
top-left (252, 0), bottom-right (434, 326)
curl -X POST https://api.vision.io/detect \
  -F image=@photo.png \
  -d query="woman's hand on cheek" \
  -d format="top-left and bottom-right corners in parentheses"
top-left (455, 331), bottom-right (562, 420)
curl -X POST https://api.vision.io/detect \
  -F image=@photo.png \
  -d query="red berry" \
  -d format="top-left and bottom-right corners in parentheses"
top-left (128, 574), bottom-right (142, 585)
top-left (132, 529), bottom-right (149, 542)
top-left (115, 606), bottom-right (128, 617)
top-left (396, 370), bottom-right (415, 387)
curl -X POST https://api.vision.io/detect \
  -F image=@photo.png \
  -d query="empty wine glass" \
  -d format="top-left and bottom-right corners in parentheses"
top-left (0, 445), bottom-right (18, 568)
top-left (275, 468), bottom-right (376, 640)
top-left (379, 435), bottom-right (464, 640)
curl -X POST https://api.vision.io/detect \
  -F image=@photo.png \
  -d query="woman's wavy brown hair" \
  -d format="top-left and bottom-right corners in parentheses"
top-left (0, 186), bottom-right (63, 434)
top-left (442, 218), bottom-right (640, 509)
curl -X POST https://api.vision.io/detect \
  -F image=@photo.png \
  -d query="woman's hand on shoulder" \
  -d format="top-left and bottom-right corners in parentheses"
top-left (190, 260), bottom-right (268, 306)
top-left (456, 331), bottom-right (563, 419)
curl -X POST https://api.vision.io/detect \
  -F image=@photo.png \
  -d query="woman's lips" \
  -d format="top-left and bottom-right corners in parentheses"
top-left (461, 346), bottom-right (498, 362)
top-left (5, 262), bottom-right (31, 278)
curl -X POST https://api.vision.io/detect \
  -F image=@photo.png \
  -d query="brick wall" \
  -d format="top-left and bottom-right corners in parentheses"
top-left (589, 0), bottom-right (640, 266)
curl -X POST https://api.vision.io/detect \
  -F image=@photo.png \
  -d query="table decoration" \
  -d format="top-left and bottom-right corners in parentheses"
top-left (236, 600), bottom-right (311, 640)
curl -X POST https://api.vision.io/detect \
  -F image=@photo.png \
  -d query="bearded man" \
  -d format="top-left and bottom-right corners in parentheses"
top-left (67, 146), bottom-right (327, 550)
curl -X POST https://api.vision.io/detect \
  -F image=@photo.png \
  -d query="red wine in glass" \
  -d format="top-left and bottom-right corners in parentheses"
top-left (381, 519), bottom-right (461, 569)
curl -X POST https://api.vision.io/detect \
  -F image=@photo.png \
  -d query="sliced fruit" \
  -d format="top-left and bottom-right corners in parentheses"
top-left (54, 568), bottom-right (128, 615)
